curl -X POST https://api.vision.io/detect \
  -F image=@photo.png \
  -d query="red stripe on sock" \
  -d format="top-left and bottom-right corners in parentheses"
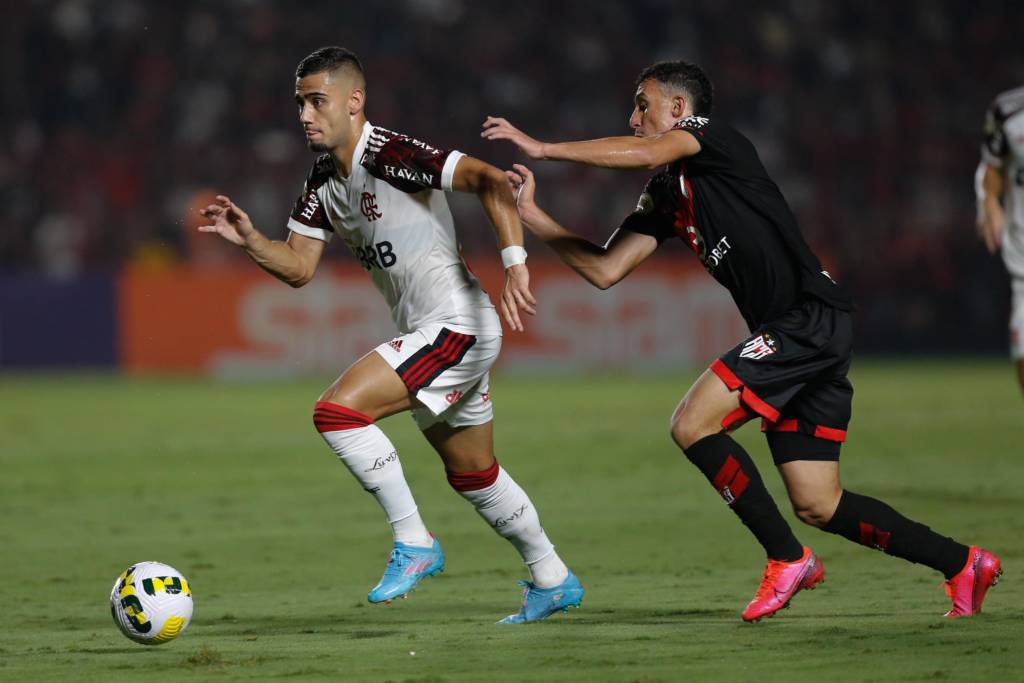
top-left (447, 460), bottom-right (500, 491)
top-left (858, 522), bottom-right (892, 551)
top-left (712, 455), bottom-right (750, 504)
top-left (313, 401), bottom-right (374, 432)
top-left (729, 469), bottom-right (750, 500)
top-left (712, 455), bottom-right (741, 491)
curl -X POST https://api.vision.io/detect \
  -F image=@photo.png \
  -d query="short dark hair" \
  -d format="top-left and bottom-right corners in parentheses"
top-left (295, 46), bottom-right (364, 81)
top-left (635, 60), bottom-right (713, 116)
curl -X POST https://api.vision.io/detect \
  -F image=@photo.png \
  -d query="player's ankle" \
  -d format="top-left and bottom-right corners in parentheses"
top-left (527, 551), bottom-right (569, 588)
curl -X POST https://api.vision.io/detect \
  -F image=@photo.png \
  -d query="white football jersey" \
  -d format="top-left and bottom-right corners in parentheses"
top-left (982, 86), bottom-right (1024, 277)
top-left (287, 121), bottom-right (500, 334)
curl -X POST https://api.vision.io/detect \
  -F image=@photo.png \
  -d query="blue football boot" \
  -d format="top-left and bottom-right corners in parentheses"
top-left (497, 570), bottom-right (585, 624)
top-left (367, 537), bottom-right (445, 604)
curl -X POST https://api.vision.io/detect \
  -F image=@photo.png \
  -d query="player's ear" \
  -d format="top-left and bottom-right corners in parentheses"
top-left (348, 86), bottom-right (365, 116)
top-left (671, 94), bottom-right (686, 118)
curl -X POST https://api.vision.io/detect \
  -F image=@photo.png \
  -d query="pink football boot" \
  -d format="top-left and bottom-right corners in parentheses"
top-left (742, 546), bottom-right (824, 622)
top-left (943, 546), bottom-right (1002, 617)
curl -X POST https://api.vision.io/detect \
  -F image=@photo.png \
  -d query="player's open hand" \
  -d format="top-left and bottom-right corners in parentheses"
top-left (198, 195), bottom-right (256, 247)
top-left (977, 202), bottom-right (1005, 254)
top-left (482, 117), bottom-right (546, 160)
top-left (501, 263), bottom-right (537, 333)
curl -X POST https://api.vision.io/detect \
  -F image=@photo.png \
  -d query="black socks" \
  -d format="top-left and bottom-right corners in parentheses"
top-left (684, 433), bottom-right (804, 562)
top-left (823, 490), bottom-right (969, 579)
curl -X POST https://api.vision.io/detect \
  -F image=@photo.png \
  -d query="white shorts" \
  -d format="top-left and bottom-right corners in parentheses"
top-left (1011, 278), bottom-right (1024, 360)
top-left (374, 324), bottom-right (501, 430)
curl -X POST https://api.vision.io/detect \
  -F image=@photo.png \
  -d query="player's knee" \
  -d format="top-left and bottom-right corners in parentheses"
top-left (670, 410), bottom-right (713, 451)
top-left (791, 496), bottom-right (839, 528)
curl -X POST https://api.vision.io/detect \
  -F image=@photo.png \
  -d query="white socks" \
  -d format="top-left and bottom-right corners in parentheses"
top-left (314, 402), bottom-right (432, 547)
top-left (449, 464), bottom-right (569, 588)
top-left (315, 402), bottom-right (571, 586)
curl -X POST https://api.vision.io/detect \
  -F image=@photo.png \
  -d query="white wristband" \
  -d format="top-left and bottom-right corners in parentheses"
top-left (501, 245), bottom-right (527, 269)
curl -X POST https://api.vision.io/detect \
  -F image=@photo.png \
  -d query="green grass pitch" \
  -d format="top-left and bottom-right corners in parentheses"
top-left (1, 360), bottom-right (1021, 682)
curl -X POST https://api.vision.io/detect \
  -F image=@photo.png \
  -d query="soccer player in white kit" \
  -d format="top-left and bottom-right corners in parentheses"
top-left (977, 85), bottom-right (1024, 394)
top-left (198, 46), bottom-right (583, 624)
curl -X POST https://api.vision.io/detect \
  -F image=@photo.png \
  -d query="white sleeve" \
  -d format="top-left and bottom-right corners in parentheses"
top-left (441, 151), bottom-right (465, 192)
top-left (286, 217), bottom-right (332, 243)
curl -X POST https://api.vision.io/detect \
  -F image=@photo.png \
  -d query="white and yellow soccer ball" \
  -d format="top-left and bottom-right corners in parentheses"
top-left (110, 561), bottom-right (193, 645)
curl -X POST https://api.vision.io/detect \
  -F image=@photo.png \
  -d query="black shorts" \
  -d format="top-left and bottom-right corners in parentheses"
top-left (710, 297), bottom-right (853, 465)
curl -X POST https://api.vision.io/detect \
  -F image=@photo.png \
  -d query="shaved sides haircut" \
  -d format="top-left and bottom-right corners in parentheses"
top-left (296, 46), bottom-right (365, 86)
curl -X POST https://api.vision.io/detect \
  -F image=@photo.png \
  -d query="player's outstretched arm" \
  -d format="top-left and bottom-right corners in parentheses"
top-left (450, 155), bottom-right (537, 332)
top-left (975, 161), bottom-right (1005, 254)
top-left (198, 195), bottom-right (325, 287)
top-left (507, 164), bottom-right (658, 290)
top-left (482, 117), bottom-right (699, 170)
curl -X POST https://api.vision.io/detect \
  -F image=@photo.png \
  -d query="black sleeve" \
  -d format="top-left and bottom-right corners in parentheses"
top-left (671, 116), bottom-right (734, 172)
top-left (618, 171), bottom-right (677, 243)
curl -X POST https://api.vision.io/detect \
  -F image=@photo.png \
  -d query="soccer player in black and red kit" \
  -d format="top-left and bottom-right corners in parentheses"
top-left (483, 60), bottom-right (1002, 621)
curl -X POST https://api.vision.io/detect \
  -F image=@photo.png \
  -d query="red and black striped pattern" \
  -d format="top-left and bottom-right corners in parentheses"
top-left (313, 401), bottom-right (374, 433)
top-left (396, 328), bottom-right (476, 394)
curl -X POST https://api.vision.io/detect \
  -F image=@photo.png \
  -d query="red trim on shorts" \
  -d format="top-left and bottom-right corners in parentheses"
top-left (721, 405), bottom-right (755, 431)
top-left (446, 460), bottom-right (500, 491)
top-left (760, 418), bottom-right (847, 443)
top-left (814, 425), bottom-right (847, 442)
top-left (400, 330), bottom-right (475, 393)
top-left (710, 359), bottom-right (743, 390)
top-left (739, 387), bottom-right (781, 423)
top-left (763, 419), bottom-right (800, 433)
top-left (313, 401), bottom-right (374, 432)
top-left (710, 359), bottom-right (781, 423)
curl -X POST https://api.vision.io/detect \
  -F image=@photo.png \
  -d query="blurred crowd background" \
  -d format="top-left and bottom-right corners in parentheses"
top-left (2, 0), bottom-right (1022, 354)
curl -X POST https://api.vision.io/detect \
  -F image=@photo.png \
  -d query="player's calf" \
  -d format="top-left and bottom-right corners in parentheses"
top-left (313, 401), bottom-right (432, 547)
top-left (447, 460), bottom-right (570, 588)
top-left (821, 490), bottom-right (970, 580)
top-left (683, 433), bottom-right (805, 562)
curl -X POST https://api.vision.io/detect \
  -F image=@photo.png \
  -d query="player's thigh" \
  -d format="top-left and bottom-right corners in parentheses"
top-left (670, 368), bottom-right (743, 448)
top-left (422, 420), bottom-right (495, 473)
top-left (319, 350), bottom-right (415, 420)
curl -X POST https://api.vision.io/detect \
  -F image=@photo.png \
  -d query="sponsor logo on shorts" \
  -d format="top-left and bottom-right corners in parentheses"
top-left (445, 390), bottom-right (464, 404)
top-left (739, 332), bottom-right (777, 360)
top-left (388, 339), bottom-right (403, 352)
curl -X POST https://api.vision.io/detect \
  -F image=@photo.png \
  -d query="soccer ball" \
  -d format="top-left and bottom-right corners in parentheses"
top-left (110, 561), bottom-right (193, 645)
